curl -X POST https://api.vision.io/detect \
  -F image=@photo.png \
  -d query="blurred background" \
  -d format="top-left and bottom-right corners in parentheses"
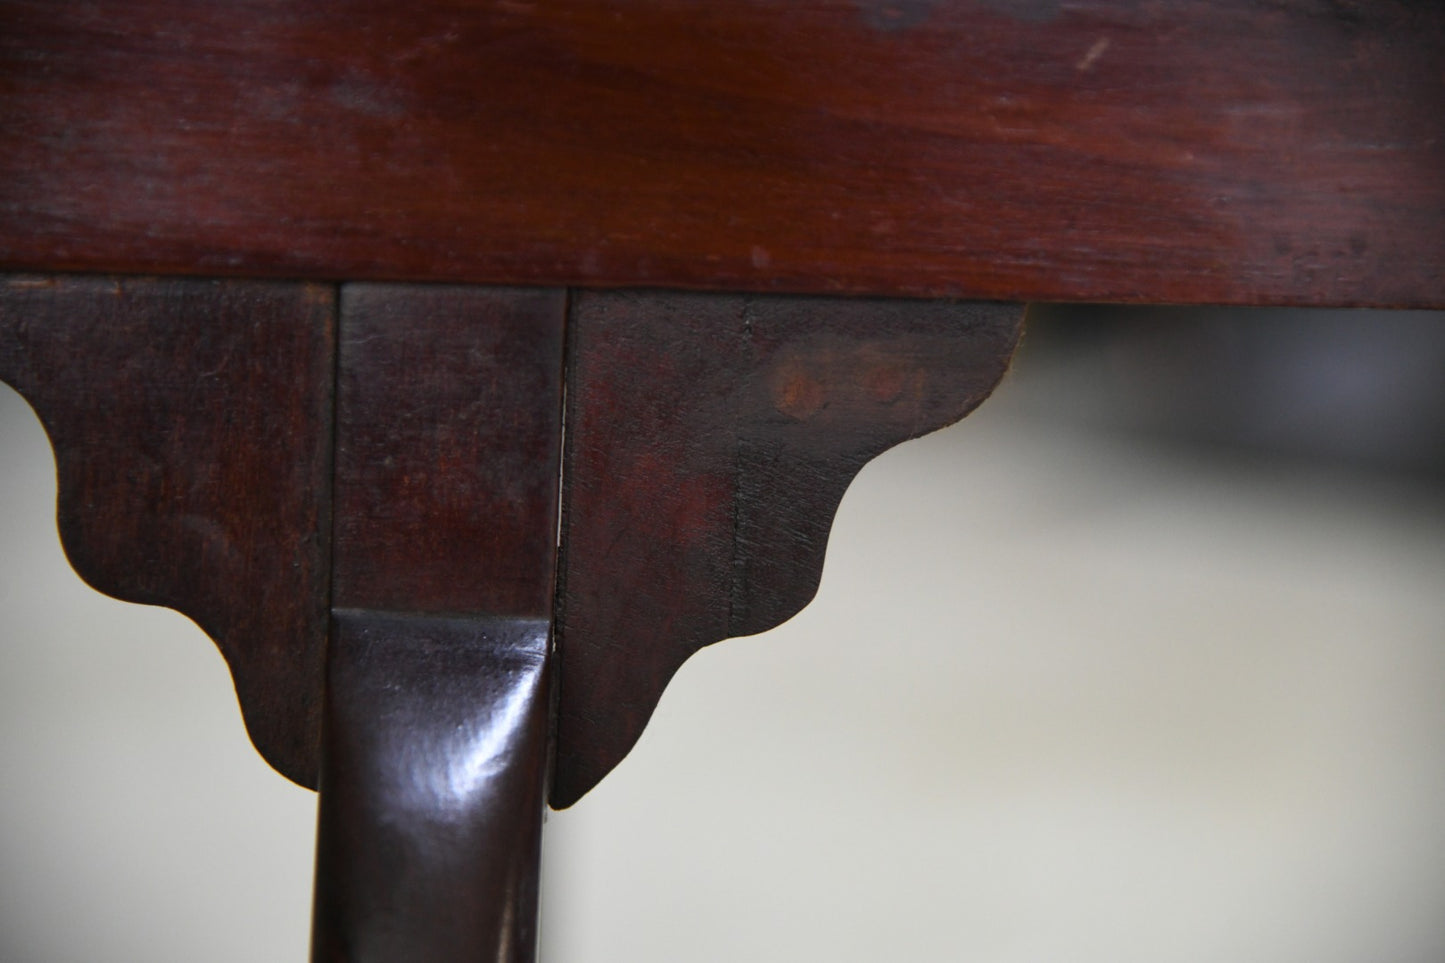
top-left (2, 306), bottom-right (1444, 962)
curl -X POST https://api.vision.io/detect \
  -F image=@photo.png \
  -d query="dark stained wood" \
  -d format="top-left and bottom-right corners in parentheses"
top-left (332, 284), bottom-right (566, 618)
top-left (313, 611), bottom-right (552, 963)
top-left (2, 1), bottom-right (1440, 307)
top-left (0, 274), bottom-right (334, 788)
top-left (319, 283), bottom-right (566, 960)
top-left (552, 291), bottom-right (1023, 807)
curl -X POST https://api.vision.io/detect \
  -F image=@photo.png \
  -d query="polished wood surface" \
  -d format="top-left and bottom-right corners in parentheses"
top-left (314, 284), bottom-right (565, 959)
top-left (554, 291), bottom-right (1022, 806)
top-left (0, 276), bottom-right (334, 787)
top-left (313, 611), bottom-right (552, 963)
top-left (0, 273), bottom-right (1022, 808)
top-left (3, 1), bottom-right (1439, 951)
top-left (2, 1), bottom-right (1440, 306)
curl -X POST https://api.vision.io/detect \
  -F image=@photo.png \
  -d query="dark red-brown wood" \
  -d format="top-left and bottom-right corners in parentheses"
top-left (2, 1), bottom-right (1440, 307)
top-left (0, 275), bottom-right (334, 788)
top-left (332, 284), bottom-right (566, 617)
top-left (0, 274), bottom-right (1028, 952)
top-left (553, 291), bottom-right (1023, 807)
top-left (313, 611), bottom-right (552, 963)
top-left (316, 283), bottom-right (566, 961)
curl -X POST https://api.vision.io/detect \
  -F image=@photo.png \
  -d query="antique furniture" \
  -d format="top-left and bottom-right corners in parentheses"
top-left (2, 1), bottom-right (1441, 960)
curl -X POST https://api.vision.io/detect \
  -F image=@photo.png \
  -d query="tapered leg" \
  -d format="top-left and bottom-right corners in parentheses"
top-left (311, 610), bottom-right (553, 963)
top-left (317, 284), bottom-right (568, 961)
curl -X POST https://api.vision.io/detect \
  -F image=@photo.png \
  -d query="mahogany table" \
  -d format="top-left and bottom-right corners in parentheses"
top-left (1, 2), bottom-right (1441, 960)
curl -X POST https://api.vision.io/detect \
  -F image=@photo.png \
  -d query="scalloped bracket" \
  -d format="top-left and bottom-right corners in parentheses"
top-left (0, 277), bottom-right (1022, 809)
top-left (554, 291), bottom-right (1022, 806)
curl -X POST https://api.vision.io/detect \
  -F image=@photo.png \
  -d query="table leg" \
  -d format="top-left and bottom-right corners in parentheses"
top-left (311, 610), bottom-right (553, 963)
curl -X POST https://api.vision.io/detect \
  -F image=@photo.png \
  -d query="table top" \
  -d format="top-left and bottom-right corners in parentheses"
top-left (2, 0), bottom-right (1442, 307)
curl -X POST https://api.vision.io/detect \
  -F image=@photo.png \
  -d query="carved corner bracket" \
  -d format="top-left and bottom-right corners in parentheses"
top-left (1, 274), bottom-right (1021, 957)
top-left (0, 275), bottom-right (334, 788)
top-left (0, 276), bottom-right (1022, 810)
top-left (553, 291), bottom-right (1022, 806)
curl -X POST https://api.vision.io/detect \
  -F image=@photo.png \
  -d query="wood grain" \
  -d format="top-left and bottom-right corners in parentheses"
top-left (0, 275), bottom-right (334, 788)
top-left (332, 284), bottom-right (566, 618)
top-left (552, 291), bottom-right (1023, 807)
top-left (321, 284), bottom-right (566, 959)
top-left (2, 1), bottom-right (1440, 307)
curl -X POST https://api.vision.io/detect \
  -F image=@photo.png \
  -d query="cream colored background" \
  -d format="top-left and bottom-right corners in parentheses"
top-left (3, 336), bottom-right (1445, 961)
